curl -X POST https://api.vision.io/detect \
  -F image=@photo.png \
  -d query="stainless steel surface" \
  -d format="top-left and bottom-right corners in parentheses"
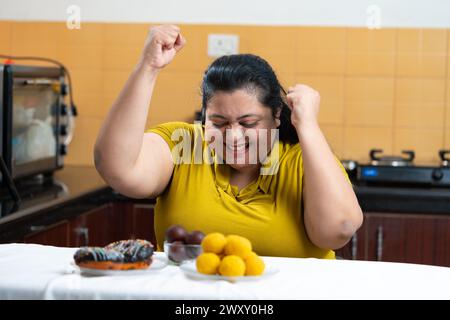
top-left (75, 227), bottom-right (89, 246)
top-left (376, 225), bottom-right (384, 261)
top-left (351, 233), bottom-right (358, 260)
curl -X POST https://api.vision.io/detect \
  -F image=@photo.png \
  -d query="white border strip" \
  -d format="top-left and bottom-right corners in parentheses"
top-left (0, 0), bottom-right (449, 28)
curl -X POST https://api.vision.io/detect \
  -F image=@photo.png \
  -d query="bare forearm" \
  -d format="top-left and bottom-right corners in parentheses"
top-left (95, 62), bottom-right (158, 177)
top-left (297, 122), bottom-right (363, 249)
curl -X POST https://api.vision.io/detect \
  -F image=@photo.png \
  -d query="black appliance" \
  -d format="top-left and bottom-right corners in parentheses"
top-left (0, 64), bottom-right (75, 186)
top-left (356, 149), bottom-right (450, 187)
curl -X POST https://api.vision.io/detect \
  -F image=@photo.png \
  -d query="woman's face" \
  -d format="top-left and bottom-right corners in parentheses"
top-left (204, 89), bottom-right (279, 171)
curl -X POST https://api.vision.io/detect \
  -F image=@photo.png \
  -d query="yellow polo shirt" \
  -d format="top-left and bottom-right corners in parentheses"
top-left (147, 121), bottom-right (339, 259)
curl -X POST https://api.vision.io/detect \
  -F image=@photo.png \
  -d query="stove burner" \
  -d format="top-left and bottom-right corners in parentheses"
top-left (439, 150), bottom-right (450, 167)
top-left (370, 149), bottom-right (415, 167)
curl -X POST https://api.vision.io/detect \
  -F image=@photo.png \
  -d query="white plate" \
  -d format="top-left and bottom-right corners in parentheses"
top-left (73, 256), bottom-right (168, 276)
top-left (180, 261), bottom-right (279, 282)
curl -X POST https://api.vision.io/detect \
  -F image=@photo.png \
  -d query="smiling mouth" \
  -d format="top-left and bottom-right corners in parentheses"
top-left (224, 142), bottom-right (250, 152)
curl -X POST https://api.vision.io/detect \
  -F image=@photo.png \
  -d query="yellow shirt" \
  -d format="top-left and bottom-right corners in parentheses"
top-left (147, 121), bottom-right (342, 259)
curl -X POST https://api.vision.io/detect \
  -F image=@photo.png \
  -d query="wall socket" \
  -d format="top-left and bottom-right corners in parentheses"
top-left (207, 34), bottom-right (239, 57)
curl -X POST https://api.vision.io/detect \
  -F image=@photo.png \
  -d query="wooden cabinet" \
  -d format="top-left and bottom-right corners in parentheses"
top-left (69, 203), bottom-right (119, 247)
top-left (22, 202), bottom-right (156, 248)
top-left (24, 220), bottom-right (70, 247)
top-left (335, 213), bottom-right (450, 267)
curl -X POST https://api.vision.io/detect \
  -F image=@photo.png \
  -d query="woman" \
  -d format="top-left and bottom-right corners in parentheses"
top-left (95, 25), bottom-right (363, 258)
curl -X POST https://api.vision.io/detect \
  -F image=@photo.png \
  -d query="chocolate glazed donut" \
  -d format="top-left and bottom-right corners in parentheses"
top-left (74, 239), bottom-right (154, 270)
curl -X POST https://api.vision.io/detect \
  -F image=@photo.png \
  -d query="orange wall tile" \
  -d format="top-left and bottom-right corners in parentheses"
top-left (1, 21), bottom-right (450, 165)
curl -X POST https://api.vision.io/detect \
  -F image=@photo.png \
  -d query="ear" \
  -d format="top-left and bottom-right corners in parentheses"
top-left (275, 107), bottom-right (282, 127)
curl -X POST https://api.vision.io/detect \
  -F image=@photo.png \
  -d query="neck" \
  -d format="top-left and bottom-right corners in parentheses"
top-left (228, 165), bottom-right (261, 191)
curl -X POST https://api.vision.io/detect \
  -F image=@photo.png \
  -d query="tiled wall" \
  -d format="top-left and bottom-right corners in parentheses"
top-left (0, 21), bottom-right (449, 165)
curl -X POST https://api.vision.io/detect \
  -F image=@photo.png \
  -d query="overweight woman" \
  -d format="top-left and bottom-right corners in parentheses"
top-left (94, 25), bottom-right (363, 258)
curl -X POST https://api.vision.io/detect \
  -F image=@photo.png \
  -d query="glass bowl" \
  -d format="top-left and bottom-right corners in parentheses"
top-left (163, 241), bottom-right (203, 265)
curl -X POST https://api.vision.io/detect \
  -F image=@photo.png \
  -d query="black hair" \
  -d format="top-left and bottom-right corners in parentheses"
top-left (201, 54), bottom-right (299, 144)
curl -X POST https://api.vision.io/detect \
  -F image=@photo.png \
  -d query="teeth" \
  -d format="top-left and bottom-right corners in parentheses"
top-left (225, 143), bottom-right (248, 152)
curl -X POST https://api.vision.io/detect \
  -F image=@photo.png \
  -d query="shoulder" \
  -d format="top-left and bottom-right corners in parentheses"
top-left (279, 142), bottom-right (302, 164)
top-left (145, 121), bottom-right (202, 150)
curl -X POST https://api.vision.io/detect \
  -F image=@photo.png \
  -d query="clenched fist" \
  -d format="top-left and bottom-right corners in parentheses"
top-left (286, 84), bottom-right (321, 128)
top-left (140, 25), bottom-right (186, 70)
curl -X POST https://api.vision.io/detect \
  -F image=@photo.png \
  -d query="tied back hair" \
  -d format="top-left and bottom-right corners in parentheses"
top-left (201, 54), bottom-right (299, 144)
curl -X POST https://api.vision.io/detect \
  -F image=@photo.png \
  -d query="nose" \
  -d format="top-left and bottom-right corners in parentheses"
top-left (226, 125), bottom-right (245, 145)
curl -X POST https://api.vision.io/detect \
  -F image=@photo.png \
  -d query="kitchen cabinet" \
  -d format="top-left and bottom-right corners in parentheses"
top-left (335, 213), bottom-right (450, 267)
top-left (22, 202), bottom-right (156, 248)
top-left (24, 220), bottom-right (70, 247)
top-left (69, 203), bottom-right (118, 247)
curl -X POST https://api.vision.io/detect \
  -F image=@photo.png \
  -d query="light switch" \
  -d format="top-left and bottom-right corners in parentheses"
top-left (207, 34), bottom-right (239, 57)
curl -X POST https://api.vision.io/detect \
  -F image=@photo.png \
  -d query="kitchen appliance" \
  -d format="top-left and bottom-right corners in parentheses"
top-left (0, 63), bottom-right (75, 186)
top-left (356, 149), bottom-right (450, 187)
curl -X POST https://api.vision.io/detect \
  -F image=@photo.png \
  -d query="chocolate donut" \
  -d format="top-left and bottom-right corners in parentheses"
top-left (74, 239), bottom-right (154, 270)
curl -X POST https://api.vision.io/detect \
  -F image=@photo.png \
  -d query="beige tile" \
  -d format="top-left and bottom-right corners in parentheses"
top-left (345, 77), bottom-right (395, 103)
top-left (102, 45), bottom-right (141, 71)
top-left (0, 21), bottom-right (11, 54)
top-left (420, 54), bottom-right (447, 77)
top-left (421, 29), bottom-right (447, 54)
top-left (298, 27), bottom-right (346, 52)
top-left (346, 52), bottom-right (395, 76)
top-left (65, 116), bottom-right (103, 166)
top-left (395, 52), bottom-right (421, 76)
top-left (448, 30), bottom-right (450, 78)
top-left (56, 45), bottom-right (104, 69)
top-left (320, 125), bottom-right (344, 157)
top-left (346, 28), bottom-right (370, 52)
top-left (74, 93), bottom-right (107, 118)
top-left (395, 104), bottom-right (445, 128)
top-left (318, 102), bottom-right (344, 125)
top-left (343, 126), bottom-right (393, 161)
top-left (71, 68), bottom-right (104, 96)
top-left (395, 78), bottom-right (446, 104)
top-left (103, 23), bottom-right (149, 47)
top-left (102, 70), bottom-right (130, 96)
top-left (393, 128), bottom-right (444, 163)
top-left (396, 53), bottom-right (446, 77)
top-left (315, 52), bottom-right (346, 75)
top-left (397, 29), bottom-right (421, 53)
top-left (277, 73), bottom-right (296, 89)
top-left (150, 71), bottom-right (203, 121)
top-left (297, 52), bottom-right (345, 75)
top-left (445, 129), bottom-right (450, 149)
top-left (11, 22), bottom-right (59, 46)
top-left (57, 22), bottom-right (104, 46)
top-left (345, 102), bottom-right (393, 126)
top-left (248, 26), bottom-right (297, 73)
top-left (347, 28), bottom-right (396, 53)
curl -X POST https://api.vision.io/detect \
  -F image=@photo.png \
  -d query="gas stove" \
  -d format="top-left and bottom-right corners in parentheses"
top-left (354, 149), bottom-right (450, 187)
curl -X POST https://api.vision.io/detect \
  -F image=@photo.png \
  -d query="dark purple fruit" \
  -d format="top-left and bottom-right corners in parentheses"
top-left (184, 231), bottom-right (205, 245)
top-left (165, 225), bottom-right (188, 243)
top-left (168, 241), bottom-right (189, 263)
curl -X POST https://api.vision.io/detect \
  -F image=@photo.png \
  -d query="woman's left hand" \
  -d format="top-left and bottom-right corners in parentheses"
top-left (286, 84), bottom-right (321, 129)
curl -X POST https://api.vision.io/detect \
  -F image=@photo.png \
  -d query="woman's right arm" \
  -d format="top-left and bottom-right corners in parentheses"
top-left (94, 25), bottom-right (186, 198)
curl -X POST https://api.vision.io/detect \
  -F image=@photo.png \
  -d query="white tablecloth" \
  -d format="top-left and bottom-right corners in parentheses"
top-left (0, 243), bottom-right (449, 300)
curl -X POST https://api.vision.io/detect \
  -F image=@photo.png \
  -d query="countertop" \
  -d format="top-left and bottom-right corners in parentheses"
top-left (0, 243), bottom-right (448, 300)
top-left (0, 166), bottom-right (129, 242)
top-left (354, 184), bottom-right (450, 214)
top-left (0, 166), bottom-right (108, 223)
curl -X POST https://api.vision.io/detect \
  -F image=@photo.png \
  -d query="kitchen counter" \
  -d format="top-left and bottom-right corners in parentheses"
top-left (354, 184), bottom-right (450, 214)
top-left (0, 166), bottom-right (153, 242)
top-left (0, 166), bottom-right (108, 223)
top-left (0, 243), bottom-right (448, 300)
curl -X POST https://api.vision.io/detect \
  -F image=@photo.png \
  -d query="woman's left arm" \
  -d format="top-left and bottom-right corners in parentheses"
top-left (286, 84), bottom-right (363, 250)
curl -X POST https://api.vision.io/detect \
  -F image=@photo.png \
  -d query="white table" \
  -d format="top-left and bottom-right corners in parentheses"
top-left (0, 243), bottom-right (448, 300)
